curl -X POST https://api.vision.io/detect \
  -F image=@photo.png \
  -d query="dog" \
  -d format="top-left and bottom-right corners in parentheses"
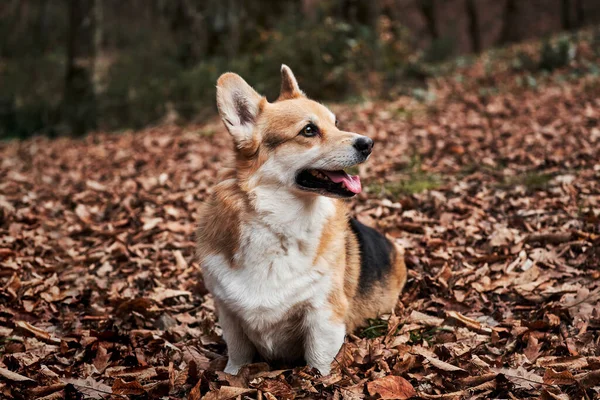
top-left (196, 65), bottom-right (407, 375)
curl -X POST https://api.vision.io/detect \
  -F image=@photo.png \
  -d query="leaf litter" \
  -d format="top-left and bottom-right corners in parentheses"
top-left (1, 38), bottom-right (600, 399)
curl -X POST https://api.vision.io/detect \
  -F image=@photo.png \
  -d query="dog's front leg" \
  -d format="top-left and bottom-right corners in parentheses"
top-left (218, 304), bottom-right (256, 375)
top-left (304, 309), bottom-right (346, 375)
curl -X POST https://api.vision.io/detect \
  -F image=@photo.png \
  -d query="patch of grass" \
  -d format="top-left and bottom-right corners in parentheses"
top-left (197, 127), bottom-right (217, 137)
top-left (409, 330), bottom-right (422, 343)
top-left (409, 327), bottom-right (453, 345)
top-left (367, 171), bottom-right (442, 198)
top-left (345, 165), bottom-right (360, 175)
top-left (367, 155), bottom-right (443, 197)
top-left (502, 172), bottom-right (553, 190)
top-left (400, 172), bottom-right (442, 194)
top-left (359, 318), bottom-right (389, 339)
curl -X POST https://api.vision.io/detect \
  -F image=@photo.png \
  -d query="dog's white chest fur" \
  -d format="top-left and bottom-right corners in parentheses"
top-left (202, 190), bottom-right (337, 361)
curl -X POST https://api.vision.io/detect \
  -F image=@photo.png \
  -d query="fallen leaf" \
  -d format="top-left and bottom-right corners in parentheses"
top-left (542, 369), bottom-right (576, 385)
top-left (0, 367), bottom-right (35, 383)
top-left (150, 288), bottom-right (192, 303)
top-left (412, 347), bottom-right (466, 372)
top-left (493, 367), bottom-right (543, 390)
top-left (408, 310), bottom-right (444, 327)
top-left (446, 311), bottom-right (492, 334)
top-left (367, 375), bottom-right (416, 399)
top-left (62, 377), bottom-right (112, 399)
top-left (575, 370), bottom-right (600, 389)
top-left (15, 321), bottom-right (61, 344)
top-left (112, 378), bottom-right (146, 395)
top-left (536, 356), bottom-right (588, 370)
top-left (202, 386), bottom-right (256, 400)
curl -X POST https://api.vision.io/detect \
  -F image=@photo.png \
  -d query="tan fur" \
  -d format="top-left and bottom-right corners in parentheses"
top-left (196, 171), bottom-right (245, 265)
top-left (318, 208), bottom-right (408, 331)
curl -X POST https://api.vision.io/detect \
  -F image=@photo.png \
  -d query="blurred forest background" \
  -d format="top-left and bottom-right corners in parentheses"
top-left (1, 0), bottom-right (600, 139)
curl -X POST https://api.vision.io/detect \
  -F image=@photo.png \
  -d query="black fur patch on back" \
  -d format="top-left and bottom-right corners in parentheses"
top-left (349, 218), bottom-right (394, 295)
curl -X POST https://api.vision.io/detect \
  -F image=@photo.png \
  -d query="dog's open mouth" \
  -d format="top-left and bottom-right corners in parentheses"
top-left (295, 169), bottom-right (362, 198)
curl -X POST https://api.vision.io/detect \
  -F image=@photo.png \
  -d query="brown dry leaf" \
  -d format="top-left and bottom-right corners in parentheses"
top-left (62, 377), bottom-right (112, 399)
top-left (150, 288), bottom-right (192, 302)
top-left (14, 321), bottom-right (61, 344)
top-left (542, 391), bottom-right (570, 400)
top-left (493, 367), bottom-right (543, 390)
top-left (256, 379), bottom-right (294, 399)
top-left (202, 386), bottom-right (256, 400)
top-left (0, 367), bottom-right (35, 383)
top-left (36, 390), bottom-right (66, 400)
top-left (542, 369), bottom-right (576, 385)
top-left (575, 370), bottom-right (600, 389)
top-left (174, 249), bottom-right (189, 269)
top-left (367, 375), bottom-right (416, 399)
top-left (93, 343), bottom-right (111, 373)
top-left (112, 378), bottom-right (146, 395)
top-left (445, 311), bottom-right (492, 334)
top-left (524, 335), bottom-right (542, 363)
top-left (189, 379), bottom-right (202, 400)
top-left (407, 310), bottom-right (444, 327)
top-left (419, 391), bottom-right (465, 399)
top-left (536, 356), bottom-right (588, 370)
top-left (106, 366), bottom-right (158, 381)
top-left (393, 353), bottom-right (417, 375)
top-left (26, 384), bottom-right (66, 399)
top-left (411, 347), bottom-right (466, 372)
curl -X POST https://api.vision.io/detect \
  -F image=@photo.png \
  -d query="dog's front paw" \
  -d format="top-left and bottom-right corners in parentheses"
top-left (312, 364), bottom-right (331, 376)
top-left (224, 363), bottom-right (243, 375)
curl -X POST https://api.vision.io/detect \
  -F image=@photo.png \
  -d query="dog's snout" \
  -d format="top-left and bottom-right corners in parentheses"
top-left (353, 136), bottom-right (374, 156)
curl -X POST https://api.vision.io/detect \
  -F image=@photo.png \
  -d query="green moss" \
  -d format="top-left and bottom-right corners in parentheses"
top-left (344, 165), bottom-right (360, 176)
top-left (502, 172), bottom-right (553, 190)
top-left (409, 327), bottom-right (453, 345)
top-left (197, 127), bottom-right (217, 137)
top-left (366, 155), bottom-right (443, 197)
top-left (367, 171), bottom-right (442, 198)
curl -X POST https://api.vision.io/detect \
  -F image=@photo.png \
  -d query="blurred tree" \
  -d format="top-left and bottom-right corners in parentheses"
top-left (168, 0), bottom-right (208, 66)
top-left (63, 0), bottom-right (98, 135)
top-left (3, 0), bottom-right (600, 138)
top-left (499, 0), bottom-right (519, 44)
top-left (575, 0), bottom-right (585, 27)
top-left (465, 0), bottom-right (481, 53)
top-left (562, 0), bottom-right (573, 30)
top-left (418, 0), bottom-right (439, 40)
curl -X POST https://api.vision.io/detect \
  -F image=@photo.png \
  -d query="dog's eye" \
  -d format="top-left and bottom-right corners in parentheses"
top-left (300, 123), bottom-right (319, 137)
top-left (335, 120), bottom-right (339, 127)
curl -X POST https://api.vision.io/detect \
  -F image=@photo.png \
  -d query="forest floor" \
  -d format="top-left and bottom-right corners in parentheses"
top-left (1, 35), bottom-right (600, 399)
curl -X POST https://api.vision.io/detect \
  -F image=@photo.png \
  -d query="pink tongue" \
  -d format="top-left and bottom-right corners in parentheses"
top-left (321, 170), bottom-right (362, 194)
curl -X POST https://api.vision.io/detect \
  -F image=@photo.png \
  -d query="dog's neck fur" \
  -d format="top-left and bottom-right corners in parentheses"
top-left (251, 184), bottom-right (335, 234)
top-left (238, 173), bottom-right (336, 238)
top-left (217, 155), bottom-right (337, 233)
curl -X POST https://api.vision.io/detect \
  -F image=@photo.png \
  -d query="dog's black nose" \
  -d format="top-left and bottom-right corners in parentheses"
top-left (353, 136), bottom-right (374, 156)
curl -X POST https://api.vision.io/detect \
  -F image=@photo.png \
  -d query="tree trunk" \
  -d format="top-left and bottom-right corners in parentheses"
top-left (575, 0), bottom-right (584, 27)
top-left (226, 0), bottom-right (241, 59)
top-left (499, 0), bottom-right (518, 44)
top-left (561, 0), bottom-right (572, 30)
top-left (63, 0), bottom-right (97, 135)
top-left (465, 0), bottom-right (481, 53)
top-left (37, 0), bottom-right (49, 51)
top-left (419, 0), bottom-right (439, 40)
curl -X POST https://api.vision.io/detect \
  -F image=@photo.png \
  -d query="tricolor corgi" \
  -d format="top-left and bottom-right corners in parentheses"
top-left (196, 65), bottom-right (407, 375)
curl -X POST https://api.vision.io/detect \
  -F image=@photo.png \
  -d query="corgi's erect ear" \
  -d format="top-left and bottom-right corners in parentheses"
top-left (278, 64), bottom-right (304, 101)
top-left (216, 73), bottom-right (264, 148)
